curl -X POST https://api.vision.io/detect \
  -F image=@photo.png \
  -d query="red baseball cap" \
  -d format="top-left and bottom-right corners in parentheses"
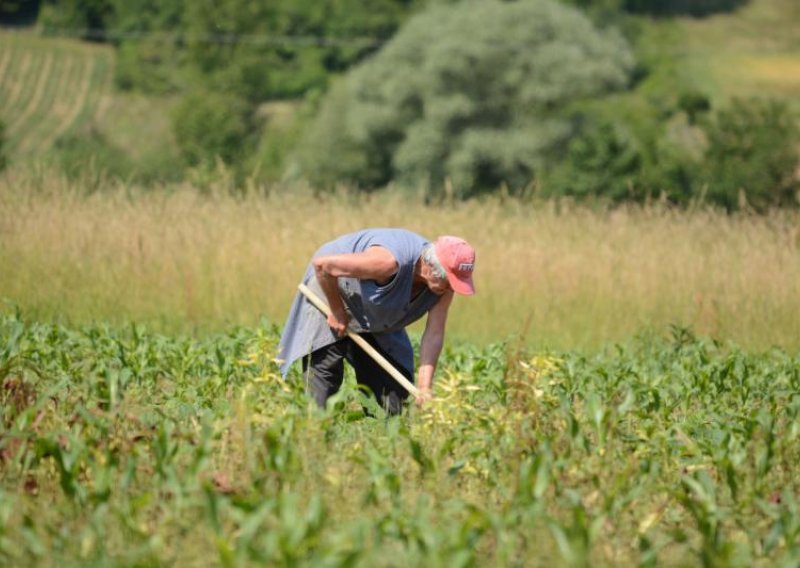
top-left (434, 236), bottom-right (476, 295)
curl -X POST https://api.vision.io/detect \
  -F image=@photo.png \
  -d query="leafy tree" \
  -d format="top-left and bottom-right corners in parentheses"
top-left (171, 91), bottom-right (255, 168)
top-left (109, 0), bottom-right (186, 93)
top-left (182, 0), bottom-right (422, 102)
top-left (295, 0), bottom-right (635, 197)
top-left (700, 99), bottom-right (799, 211)
top-left (542, 119), bottom-right (645, 202)
top-left (39, 0), bottom-right (114, 39)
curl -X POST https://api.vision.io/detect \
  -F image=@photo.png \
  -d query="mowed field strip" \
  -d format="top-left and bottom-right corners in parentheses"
top-left (0, 31), bottom-right (113, 158)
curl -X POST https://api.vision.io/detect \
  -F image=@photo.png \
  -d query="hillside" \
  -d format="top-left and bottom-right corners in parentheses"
top-left (0, 0), bottom-right (798, 166)
top-left (637, 0), bottom-right (800, 107)
top-left (0, 31), bottom-right (113, 158)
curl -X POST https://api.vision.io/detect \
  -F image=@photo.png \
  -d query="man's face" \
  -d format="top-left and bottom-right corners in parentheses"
top-left (421, 262), bottom-right (451, 296)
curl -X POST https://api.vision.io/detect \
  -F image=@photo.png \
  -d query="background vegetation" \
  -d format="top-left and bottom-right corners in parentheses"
top-left (1, 0), bottom-right (798, 208)
top-left (2, 174), bottom-right (800, 352)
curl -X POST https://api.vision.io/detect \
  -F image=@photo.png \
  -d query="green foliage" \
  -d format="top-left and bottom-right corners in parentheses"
top-left (700, 98), bottom-right (800, 211)
top-left (297, 0), bottom-right (635, 198)
top-left (52, 127), bottom-right (133, 182)
top-left (541, 94), bottom-right (703, 205)
top-left (51, 126), bottom-right (182, 186)
top-left (678, 91), bottom-right (712, 125)
top-left (38, 0), bottom-right (114, 39)
top-left (622, 0), bottom-right (747, 17)
top-left (542, 118), bottom-right (645, 202)
top-left (171, 90), bottom-right (256, 168)
top-left (179, 0), bottom-right (421, 102)
top-left (35, 0), bottom-right (421, 100)
top-left (109, 0), bottom-right (186, 93)
top-left (2, 314), bottom-right (800, 564)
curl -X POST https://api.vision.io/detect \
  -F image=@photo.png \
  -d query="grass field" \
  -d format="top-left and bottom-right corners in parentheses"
top-left (634, 0), bottom-right (800, 109)
top-left (2, 172), bottom-right (800, 351)
top-left (0, 31), bottom-right (114, 158)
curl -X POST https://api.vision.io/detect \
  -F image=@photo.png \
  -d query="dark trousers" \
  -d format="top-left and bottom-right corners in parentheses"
top-left (301, 334), bottom-right (413, 415)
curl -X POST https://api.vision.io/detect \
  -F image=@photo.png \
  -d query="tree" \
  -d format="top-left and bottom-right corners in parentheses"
top-left (294, 0), bottom-right (635, 197)
top-left (700, 99), bottom-right (799, 211)
top-left (38, 0), bottom-right (114, 40)
top-left (109, 0), bottom-right (186, 93)
top-left (182, 0), bottom-right (422, 102)
top-left (171, 90), bottom-right (255, 168)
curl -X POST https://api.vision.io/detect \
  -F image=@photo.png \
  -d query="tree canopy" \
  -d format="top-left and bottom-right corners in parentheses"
top-left (295, 0), bottom-right (635, 197)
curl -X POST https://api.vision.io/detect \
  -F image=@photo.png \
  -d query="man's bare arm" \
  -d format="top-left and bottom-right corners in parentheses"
top-left (417, 291), bottom-right (453, 398)
top-left (312, 246), bottom-right (398, 335)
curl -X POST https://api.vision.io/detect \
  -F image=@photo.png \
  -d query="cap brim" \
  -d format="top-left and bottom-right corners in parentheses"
top-left (447, 273), bottom-right (475, 296)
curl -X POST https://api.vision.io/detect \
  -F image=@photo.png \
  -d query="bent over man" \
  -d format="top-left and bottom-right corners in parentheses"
top-left (278, 228), bottom-right (476, 414)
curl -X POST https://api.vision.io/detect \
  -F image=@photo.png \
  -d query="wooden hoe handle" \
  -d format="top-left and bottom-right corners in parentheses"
top-left (298, 283), bottom-right (421, 399)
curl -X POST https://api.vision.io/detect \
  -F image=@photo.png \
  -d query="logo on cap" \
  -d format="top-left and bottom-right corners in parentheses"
top-left (434, 235), bottom-right (476, 295)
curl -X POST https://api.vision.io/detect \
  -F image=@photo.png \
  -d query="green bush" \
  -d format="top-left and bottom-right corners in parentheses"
top-left (39, 0), bottom-right (114, 39)
top-left (51, 127), bottom-right (183, 186)
top-left (542, 119), bottom-right (645, 202)
top-left (295, 0), bottom-right (634, 198)
top-left (171, 91), bottom-right (256, 169)
top-left (52, 128), bottom-right (133, 182)
top-left (181, 0), bottom-right (422, 102)
top-left (108, 0), bottom-right (186, 93)
top-left (700, 98), bottom-right (799, 212)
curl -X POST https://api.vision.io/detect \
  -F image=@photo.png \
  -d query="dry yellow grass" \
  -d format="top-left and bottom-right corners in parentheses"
top-left (2, 171), bottom-right (800, 351)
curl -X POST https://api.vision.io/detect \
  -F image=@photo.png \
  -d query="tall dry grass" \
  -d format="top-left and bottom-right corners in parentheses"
top-left (2, 170), bottom-right (800, 350)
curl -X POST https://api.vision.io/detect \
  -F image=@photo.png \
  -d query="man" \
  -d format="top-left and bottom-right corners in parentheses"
top-left (278, 228), bottom-right (476, 414)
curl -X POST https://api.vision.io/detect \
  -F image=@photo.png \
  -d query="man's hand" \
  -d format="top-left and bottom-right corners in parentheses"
top-left (415, 387), bottom-right (433, 406)
top-left (327, 308), bottom-right (349, 337)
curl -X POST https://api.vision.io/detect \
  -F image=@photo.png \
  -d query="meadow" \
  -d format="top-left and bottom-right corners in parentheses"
top-left (2, 171), bottom-right (800, 351)
top-left (0, 31), bottom-right (114, 158)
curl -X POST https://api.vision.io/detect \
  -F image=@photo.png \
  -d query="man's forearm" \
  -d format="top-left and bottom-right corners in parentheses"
top-left (316, 270), bottom-right (345, 313)
top-left (417, 333), bottom-right (443, 392)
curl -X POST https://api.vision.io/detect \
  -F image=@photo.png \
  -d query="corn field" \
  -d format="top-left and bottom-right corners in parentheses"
top-left (1, 313), bottom-right (799, 566)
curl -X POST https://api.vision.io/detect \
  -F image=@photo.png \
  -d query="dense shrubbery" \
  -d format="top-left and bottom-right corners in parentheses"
top-left (21, 0), bottom-right (800, 211)
top-left (38, 0), bottom-right (422, 100)
top-left (38, 0), bottom-right (113, 39)
top-left (52, 128), bottom-right (183, 186)
top-left (562, 0), bottom-right (748, 18)
top-left (623, 0), bottom-right (748, 17)
top-left (542, 96), bottom-right (799, 209)
top-left (295, 0), bottom-right (634, 198)
top-left (542, 117), bottom-right (647, 202)
top-left (171, 91), bottom-right (256, 170)
top-left (52, 128), bottom-right (132, 183)
top-left (700, 99), bottom-right (800, 211)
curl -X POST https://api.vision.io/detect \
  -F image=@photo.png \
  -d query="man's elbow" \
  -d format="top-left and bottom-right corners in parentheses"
top-left (313, 257), bottom-right (331, 277)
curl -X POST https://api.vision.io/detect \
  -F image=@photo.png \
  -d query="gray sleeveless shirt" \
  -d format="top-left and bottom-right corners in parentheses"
top-left (278, 228), bottom-right (442, 376)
